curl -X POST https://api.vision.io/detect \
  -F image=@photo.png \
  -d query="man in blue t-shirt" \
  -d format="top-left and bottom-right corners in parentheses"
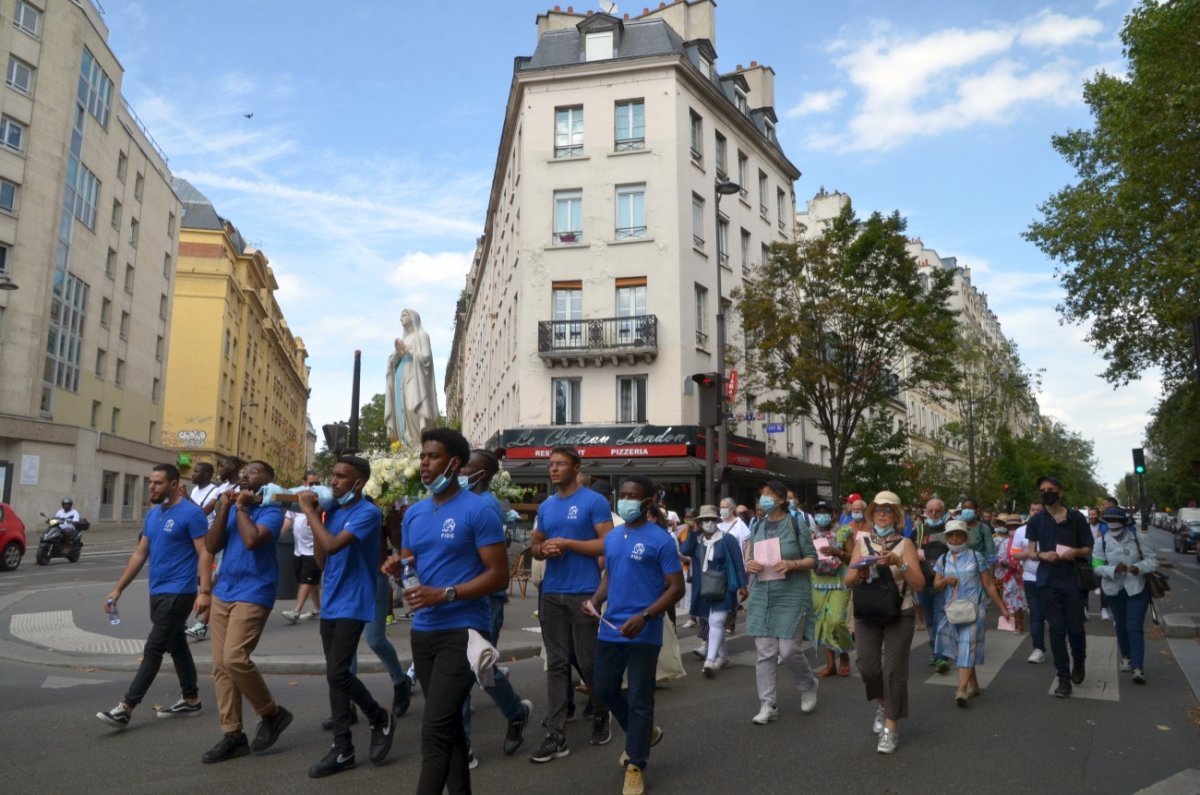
top-left (384, 428), bottom-right (508, 795)
top-left (298, 455), bottom-right (395, 778)
top-left (1023, 476), bottom-right (1093, 698)
top-left (96, 463), bottom-right (212, 729)
top-left (589, 475), bottom-right (684, 795)
top-left (202, 459), bottom-right (292, 764)
top-left (529, 446), bottom-right (615, 763)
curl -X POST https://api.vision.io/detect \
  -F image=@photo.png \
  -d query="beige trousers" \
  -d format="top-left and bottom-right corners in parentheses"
top-left (209, 597), bottom-right (275, 734)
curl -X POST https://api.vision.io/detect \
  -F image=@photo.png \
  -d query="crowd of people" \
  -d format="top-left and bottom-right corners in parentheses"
top-left (94, 447), bottom-right (1163, 794)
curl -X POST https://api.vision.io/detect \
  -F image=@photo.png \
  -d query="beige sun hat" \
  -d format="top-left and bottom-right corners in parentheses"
top-left (697, 504), bottom-right (721, 521)
top-left (865, 490), bottom-right (902, 522)
top-left (944, 519), bottom-right (970, 537)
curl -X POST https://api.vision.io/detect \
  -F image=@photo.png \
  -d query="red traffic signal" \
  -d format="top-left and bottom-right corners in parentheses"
top-left (691, 372), bottom-right (722, 427)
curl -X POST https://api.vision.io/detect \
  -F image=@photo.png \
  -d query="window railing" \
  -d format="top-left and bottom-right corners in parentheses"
top-left (716, 168), bottom-right (727, 181)
top-left (696, 329), bottom-right (708, 347)
top-left (615, 137), bottom-right (644, 152)
top-left (538, 315), bottom-right (658, 354)
top-left (554, 144), bottom-right (583, 159)
top-left (553, 230), bottom-right (582, 245)
top-left (718, 252), bottom-right (729, 268)
top-left (690, 146), bottom-right (703, 161)
top-left (759, 204), bottom-right (769, 216)
top-left (615, 225), bottom-right (647, 240)
top-left (693, 234), bottom-right (705, 249)
top-left (739, 187), bottom-right (748, 199)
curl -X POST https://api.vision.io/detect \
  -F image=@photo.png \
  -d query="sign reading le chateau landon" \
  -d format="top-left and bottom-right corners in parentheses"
top-left (501, 425), bottom-right (694, 460)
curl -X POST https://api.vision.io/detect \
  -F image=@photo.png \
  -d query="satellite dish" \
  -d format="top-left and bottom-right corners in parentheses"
top-left (601, 1), bottom-right (618, 14)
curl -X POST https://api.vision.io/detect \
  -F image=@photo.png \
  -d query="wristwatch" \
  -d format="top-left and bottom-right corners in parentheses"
top-left (443, 587), bottom-right (458, 603)
top-left (897, 561), bottom-right (910, 573)
top-left (641, 611), bottom-right (652, 622)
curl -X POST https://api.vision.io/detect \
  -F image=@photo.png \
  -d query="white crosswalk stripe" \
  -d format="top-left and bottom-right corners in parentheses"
top-left (923, 626), bottom-right (1026, 689)
top-left (1044, 635), bottom-right (1120, 701)
top-left (9, 610), bottom-right (144, 655)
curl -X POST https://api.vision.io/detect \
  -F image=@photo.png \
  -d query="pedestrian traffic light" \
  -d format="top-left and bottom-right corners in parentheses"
top-left (691, 372), bottom-right (722, 427)
top-left (323, 422), bottom-right (349, 455)
top-left (1132, 448), bottom-right (1146, 475)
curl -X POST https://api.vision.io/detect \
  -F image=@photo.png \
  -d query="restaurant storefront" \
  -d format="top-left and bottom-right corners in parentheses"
top-left (490, 424), bottom-right (830, 517)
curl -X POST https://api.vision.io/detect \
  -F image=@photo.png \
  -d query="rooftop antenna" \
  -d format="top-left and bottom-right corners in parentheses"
top-left (600, 0), bottom-right (618, 14)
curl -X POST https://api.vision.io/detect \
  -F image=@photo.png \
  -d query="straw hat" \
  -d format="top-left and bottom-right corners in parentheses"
top-left (865, 490), bottom-right (902, 522)
top-left (697, 504), bottom-right (721, 521)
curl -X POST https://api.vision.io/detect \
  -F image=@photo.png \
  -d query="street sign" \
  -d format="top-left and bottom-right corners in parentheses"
top-left (726, 369), bottom-right (738, 403)
top-left (766, 423), bottom-right (785, 433)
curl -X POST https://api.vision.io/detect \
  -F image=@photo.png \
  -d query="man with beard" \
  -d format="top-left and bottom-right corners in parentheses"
top-left (96, 464), bottom-right (212, 728)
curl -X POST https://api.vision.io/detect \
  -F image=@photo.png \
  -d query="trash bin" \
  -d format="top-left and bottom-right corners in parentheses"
top-left (275, 533), bottom-right (298, 601)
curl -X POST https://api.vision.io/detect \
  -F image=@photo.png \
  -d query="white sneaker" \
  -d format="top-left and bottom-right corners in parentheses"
top-left (298, 610), bottom-right (316, 622)
top-left (1100, 608), bottom-right (1110, 621)
top-left (1119, 657), bottom-right (1132, 672)
top-left (800, 685), bottom-right (818, 714)
top-left (877, 727), bottom-right (899, 754)
top-left (702, 661), bottom-right (716, 678)
top-left (185, 623), bottom-right (208, 641)
top-left (1027, 649), bottom-right (1046, 664)
top-left (681, 619), bottom-right (698, 629)
top-left (281, 609), bottom-right (299, 625)
top-left (752, 703), bottom-right (778, 725)
top-left (691, 643), bottom-right (707, 659)
top-left (872, 706), bottom-right (885, 735)
top-left (715, 656), bottom-right (731, 670)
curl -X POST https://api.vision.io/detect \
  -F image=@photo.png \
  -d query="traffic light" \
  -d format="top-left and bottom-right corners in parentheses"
top-left (323, 422), bottom-right (349, 455)
top-left (1132, 447), bottom-right (1146, 475)
top-left (691, 372), bottom-right (722, 427)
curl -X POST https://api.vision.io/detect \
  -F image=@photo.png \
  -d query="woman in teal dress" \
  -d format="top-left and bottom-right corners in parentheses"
top-left (809, 499), bottom-right (854, 676)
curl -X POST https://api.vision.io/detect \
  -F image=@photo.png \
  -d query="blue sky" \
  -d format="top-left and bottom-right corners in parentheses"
top-left (103, 0), bottom-right (1154, 494)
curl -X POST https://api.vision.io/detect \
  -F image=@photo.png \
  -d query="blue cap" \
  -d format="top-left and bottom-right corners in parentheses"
top-left (1101, 506), bottom-right (1130, 526)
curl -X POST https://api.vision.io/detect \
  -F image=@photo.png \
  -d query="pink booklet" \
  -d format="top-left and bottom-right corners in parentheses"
top-left (753, 536), bottom-right (785, 581)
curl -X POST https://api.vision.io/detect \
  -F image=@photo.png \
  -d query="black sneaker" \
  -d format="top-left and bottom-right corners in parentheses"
top-left (1054, 679), bottom-right (1072, 699)
top-left (202, 732), bottom-right (250, 764)
top-left (368, 711), bottom-right (395, 764)
top-left (250, 706), bottom-right (293, 752)
top-left (96, 704), bottom-right (131, 728)
top-left (156, 698), bottom-right (202, 718)
top-left (590, 712), bottom-right (612, 745)
top-left (393, 679), bottom-right (412, 719)
top-left (1070, 660), bottom-right (1086, 685)
top-left (308, 745), bottom-right (355, 778)
top-left (504, 699), bottom-right (533, 756)
top-left (529, 732), bottom-right (569, 763)
top-left (565, 703), bottom-right (577, 722)
top-left (321, 706), bottom-right (359, 731)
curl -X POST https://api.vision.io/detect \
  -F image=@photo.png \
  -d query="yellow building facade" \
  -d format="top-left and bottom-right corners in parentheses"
top-left (162, 179), bottom-right (309, 482)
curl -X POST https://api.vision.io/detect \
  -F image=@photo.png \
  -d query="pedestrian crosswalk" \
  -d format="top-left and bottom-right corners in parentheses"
top-left (1044, 635), bottom-right (1120, 701)
top-left (923, 627), bottom-right (1026, 690)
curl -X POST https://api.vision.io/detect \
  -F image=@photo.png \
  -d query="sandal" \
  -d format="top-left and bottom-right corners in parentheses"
top-left (816, 666), bottom-right (835, 678)
top-left (838, 660), bottom-right (851, 677)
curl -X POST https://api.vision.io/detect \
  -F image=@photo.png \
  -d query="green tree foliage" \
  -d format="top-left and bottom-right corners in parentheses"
top-left (735, 202), bottom-right (959, 501)
top-left (841, 412), bottom-right (913, 502)
top-left (1025, 0), bottom-right (1200, 385)
top-left (993, 424), bottom-right (1106, 509)
top-left (1143, 381), bottom-right (1200, 510)
top-left (357, 393), bottom-right (389, 453)
top-left (908, 447), bottom-right (967, 508)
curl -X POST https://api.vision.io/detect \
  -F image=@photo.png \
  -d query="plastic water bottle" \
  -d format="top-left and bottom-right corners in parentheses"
top-left (400, 558), bottom-right (420, 612)
top-left (106, 598), bottom-right (120, 626)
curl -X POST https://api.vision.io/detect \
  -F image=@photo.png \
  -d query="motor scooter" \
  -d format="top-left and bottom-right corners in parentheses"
top-left (35, 513), bottom-right (88, 565)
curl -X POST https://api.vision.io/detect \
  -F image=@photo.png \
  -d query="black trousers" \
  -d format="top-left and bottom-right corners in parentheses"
top-left (1039, 585), bottom-right (1087, 680)
top-left (320, 618), bottom-right (386, 750)
top-left (412, 628), bottom-right (476, 795)
top-left (124, 592), bottom-right (198, 707)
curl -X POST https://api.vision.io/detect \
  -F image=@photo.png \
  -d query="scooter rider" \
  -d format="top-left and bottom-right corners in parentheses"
top-left (56, 498), bottom-right (81, 544)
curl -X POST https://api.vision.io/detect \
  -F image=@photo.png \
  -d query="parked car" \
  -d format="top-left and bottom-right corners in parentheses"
top-left (1174, 508), bottom-right (1200, 554)
top-left (0, 501), bottom-right (27, 571)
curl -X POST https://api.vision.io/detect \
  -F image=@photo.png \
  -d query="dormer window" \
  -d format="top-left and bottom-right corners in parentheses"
top-left (735, 88), bottom-right (749, 114)
top-left (586, 31), bottom-right (613, 61)
top-left (698, 55), bottom-right (712, 78)
top-left (764, 119), bottom-right (776, 143)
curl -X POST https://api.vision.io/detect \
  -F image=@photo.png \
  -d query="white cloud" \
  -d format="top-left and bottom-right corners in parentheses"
top-left (387, 251), bottom-right (473, 288)
top-left (786, 89), bottom-right (846, 118)
top-left (1018, 10), bottom-right (1105, 48)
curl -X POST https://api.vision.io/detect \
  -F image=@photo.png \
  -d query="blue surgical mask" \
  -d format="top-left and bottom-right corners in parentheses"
top-left (814, 513), bottom-right (832, 528)
top-left (874, 524), bottom-right (895, 537)
top-left (925, 515), bottom-right (944, 528)
top-left (758, 496), bottom-right (777, 514)
top-left (337, 483), bottom-right (359, 507)
top-left (961, 509), bottom-right (976, 522)
top-left (851, 511), bottom-right (865, 522)
top-left (427, 461), bottom-right (456, 495)
top-left (617, 499), bottom-right (645, 523)
top-left (948, 542), bottom-right (966, 553)
top-left (457, 475), bottom-right (471, 490)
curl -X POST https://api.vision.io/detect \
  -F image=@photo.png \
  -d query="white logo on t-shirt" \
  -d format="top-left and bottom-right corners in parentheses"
top-left (163, 519), bottom-right (176, 534)
top-left (568, 505), bottom-right (579, 520)
top-left (631, 542), bottom-right (646, 561)
top-left (442, 518), bottom-right (456, 539)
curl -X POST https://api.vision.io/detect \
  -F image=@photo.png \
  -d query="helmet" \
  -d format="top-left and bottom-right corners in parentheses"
top-left (62, 498), bottom-right (74, 506)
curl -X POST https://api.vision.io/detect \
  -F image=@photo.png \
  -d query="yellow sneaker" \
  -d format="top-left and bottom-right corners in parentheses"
top-left (623, 764), bottom-right (645, 795)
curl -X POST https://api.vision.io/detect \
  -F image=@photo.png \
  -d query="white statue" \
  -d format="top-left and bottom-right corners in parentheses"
top-left (385, 308), bottom-right (439, 447)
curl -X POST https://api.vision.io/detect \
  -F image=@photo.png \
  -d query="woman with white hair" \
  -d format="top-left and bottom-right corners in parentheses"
top-left (680, 504), bottom-right (746, 677)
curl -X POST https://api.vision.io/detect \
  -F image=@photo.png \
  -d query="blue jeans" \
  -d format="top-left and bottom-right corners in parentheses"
top-left (594, 640), bottom-right (660, 770)
top-left (1024, 580), bottom-right (1046, 652)
top-left (918, 587), bottom-right (946, 659)
top-left (350, 573), bottom-right (407, 684)
top-left (1109, 588), bottom-right (1151, 669)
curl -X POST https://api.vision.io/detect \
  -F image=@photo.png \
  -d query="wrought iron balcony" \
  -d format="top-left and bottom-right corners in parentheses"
top-left (537, 315), bottom-right (658, 367)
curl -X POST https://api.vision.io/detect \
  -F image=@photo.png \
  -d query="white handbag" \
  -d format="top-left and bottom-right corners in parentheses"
top-left (944, 551), bottom-right (978, 625)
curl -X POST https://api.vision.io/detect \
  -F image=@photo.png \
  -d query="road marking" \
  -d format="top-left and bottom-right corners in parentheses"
top-left (1045, 635), bottom-right (1120, 701)
top-left (1133, 768), bottom-right (1200, 794)
top-left (521, 626), bottom-right (543, 634)
top-left (41, 675), bottom-right (111, 689)
top-left (9, 610), bottom-right (143, 655)
top-left (924, 627), bottom-right (1026, 688)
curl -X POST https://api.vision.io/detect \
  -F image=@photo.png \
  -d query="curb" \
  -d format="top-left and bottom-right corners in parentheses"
top-left (1162, 613), bottom-right (1200, 639)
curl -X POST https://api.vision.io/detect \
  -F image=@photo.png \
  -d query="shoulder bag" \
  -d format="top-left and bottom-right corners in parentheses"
top-left (1130, 533), bottom-right (1169, 599)
top-left (852, 537), bottom-right (904, 624)
top-left (1072, 515), bottom-right (1100, 591)
top-left (699, 538), bottom-right (729, 601)
top-left (944, 551), bottom-right (980, 625)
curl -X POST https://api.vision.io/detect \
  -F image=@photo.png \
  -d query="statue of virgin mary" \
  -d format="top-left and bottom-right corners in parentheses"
top-left (385, 308), bottom-right (439, 448)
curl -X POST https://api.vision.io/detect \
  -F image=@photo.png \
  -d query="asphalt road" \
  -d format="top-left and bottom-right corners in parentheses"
top-left (1, 528), bottom-right (1198, 795)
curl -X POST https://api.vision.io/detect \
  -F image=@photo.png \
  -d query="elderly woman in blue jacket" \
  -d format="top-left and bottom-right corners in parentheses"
top-left (680, 504), bottom-right (747, 677)
top-left (1093, 507), bottom-right (1158, 684)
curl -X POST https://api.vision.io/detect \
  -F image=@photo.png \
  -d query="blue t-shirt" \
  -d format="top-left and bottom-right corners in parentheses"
top-left (214, 503), bottom-right (284, 608)
top-left (143, 499), bottom-right (208, 595)
top-left (402, 489), bottom-right (505, 633)
top-left (537, 487), bottom-right (611, 594)
top-left (599, 522), bottom-right (682, 646)
top-left (321, 497), bottom-right (382, 622)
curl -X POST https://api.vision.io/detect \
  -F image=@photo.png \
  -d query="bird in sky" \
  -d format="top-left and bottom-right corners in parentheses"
top-left (244, 112), bottom-right (254, 119)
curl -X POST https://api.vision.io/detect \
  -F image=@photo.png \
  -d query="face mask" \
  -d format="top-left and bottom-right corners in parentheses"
top-left (1040, 490), bottom-right (1060, 506)
top-left (948, 542), bottom-right (966, 553)
top-left (428, 461), bottom-right (456, 495)
top-left (337, 482), bottom-right (360, 507)
top-left (457, 475), bottom-right (476, 490)
top-left (1108, 524), bottom-right (1126, 537)
top-left (700, 519), bottom-right (718, 534)
top-left (995, 527), bottom-right (1009, 535)
top-left (874, 524), bottom-right (895, 537)
top-left (814, 513), bottom-right (832, 528)
top-left (617, 499), bottom-right (645, 523)
top-left (961, 509), bottom-right (976, 522)
top-left (720, 507), bottom-right (732, 519)
top-left (925, 515), bottom-right (944, 528)
top-left (788, 499), bottom-right (799, 510)
top-left (758, 496), bottom-right (778, 514)
top-left (851, 511), bottom-right (865, 522)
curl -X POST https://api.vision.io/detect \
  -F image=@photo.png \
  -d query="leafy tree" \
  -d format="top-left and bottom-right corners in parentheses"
top-left (1025, 0), bottom-right (1200, 385)
top-left (841, 411), bottom-right (913, 502)
top-left (1142, 381), bottom-right (1200, 510)
top-left (313, 445), bottom-right (336, 482)
top-left (357, 393), bottom-right (389, 453)
top-left (908, 446), bottom-right (967, 509)
top-left (735, 202), bottom-right (959, 501)
top-left (993, 424), bottom-right (1105, 509)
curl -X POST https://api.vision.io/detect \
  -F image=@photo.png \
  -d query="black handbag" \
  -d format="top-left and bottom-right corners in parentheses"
top-left (700, 567), bottom-right (727, 601)
top-left (852, 538), bottom-right (905, 624)
top-left (1075, 557), bottom-right (1099, 591)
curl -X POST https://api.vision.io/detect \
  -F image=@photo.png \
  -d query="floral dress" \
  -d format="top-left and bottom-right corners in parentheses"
top-left (995, 536), bottom-right (1026, 614)
top-left (810, 525), bottom-right (854, 653)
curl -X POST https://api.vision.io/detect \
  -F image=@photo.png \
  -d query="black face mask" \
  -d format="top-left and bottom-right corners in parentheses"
top-left (1040, 490), bottom-right (1061, 506)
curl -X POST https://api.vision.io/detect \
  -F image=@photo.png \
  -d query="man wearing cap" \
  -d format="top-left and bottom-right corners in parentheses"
top-left (839, 493), bottom-right (863, 525)
top-left (1023, 477), bottom-right (1093, 697)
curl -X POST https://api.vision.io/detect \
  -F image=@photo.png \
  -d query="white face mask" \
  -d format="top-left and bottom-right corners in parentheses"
top-left (948, 542), bottom-right (967, 553)
top-left (720, 507), bottom-right (732, 519)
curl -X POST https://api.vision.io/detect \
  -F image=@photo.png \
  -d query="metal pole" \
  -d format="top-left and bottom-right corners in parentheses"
top-left (349, 349), bottom-right (361, 452)
top-left (704, 427), bottom-right (717, 506)
top-left (714, 191), bottom-right (729, 499)
top-left (1137, 471), bottom-right (1149, 531)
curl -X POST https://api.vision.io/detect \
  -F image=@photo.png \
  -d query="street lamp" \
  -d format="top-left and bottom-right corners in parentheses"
top-left (0, 275), bottom-right (18, 291)
top-left (713, 178), bottom-right (741, 499)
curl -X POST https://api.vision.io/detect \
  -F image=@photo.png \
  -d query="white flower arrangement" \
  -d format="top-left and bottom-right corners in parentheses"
top-left (361, 443), bottom-right (532, 512)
